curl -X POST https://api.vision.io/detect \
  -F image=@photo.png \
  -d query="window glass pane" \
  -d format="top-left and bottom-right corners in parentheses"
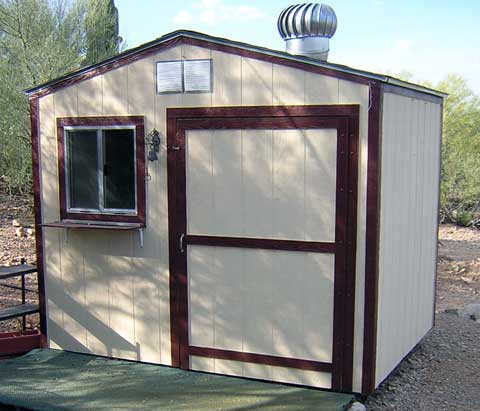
top-left (103, 129), bottom-right (136, 210)
top-left (156, 61), bottom-right (183, 93)
top-left (67, 130), bottom-right (99, 209)
top-left (184, 59), bottom-right (212, 92)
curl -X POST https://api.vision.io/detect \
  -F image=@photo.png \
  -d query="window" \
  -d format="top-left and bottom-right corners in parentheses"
top-left (156, 59), bottom-right (212, 94)
top-left (57, 117), bottom-right (145, 225)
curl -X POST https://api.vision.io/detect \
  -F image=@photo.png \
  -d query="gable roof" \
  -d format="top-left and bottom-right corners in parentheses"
top-left (26, 29), bottom-right (446, 99)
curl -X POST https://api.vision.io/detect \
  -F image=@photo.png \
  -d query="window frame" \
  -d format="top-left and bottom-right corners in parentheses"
top-left (57, 116), bottom-right (146, 226)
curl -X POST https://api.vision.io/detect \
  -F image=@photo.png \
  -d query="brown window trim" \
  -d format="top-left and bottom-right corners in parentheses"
top-left (57, 116), bottom-right (146, 226)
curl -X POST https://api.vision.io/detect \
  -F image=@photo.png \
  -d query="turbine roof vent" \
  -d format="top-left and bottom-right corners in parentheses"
top-left (278, 3), bottom-right (338, 61)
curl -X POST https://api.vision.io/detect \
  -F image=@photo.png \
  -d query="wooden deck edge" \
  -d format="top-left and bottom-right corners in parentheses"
top-left (0, 330), bottom-right (42, 356)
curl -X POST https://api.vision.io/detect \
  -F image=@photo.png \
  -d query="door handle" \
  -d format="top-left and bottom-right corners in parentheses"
top-left (179, 233), bottom-right (185, 253)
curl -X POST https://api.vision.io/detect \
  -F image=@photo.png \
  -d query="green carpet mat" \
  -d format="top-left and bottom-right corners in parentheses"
top-left (0, 349), bottom-right (353, 411)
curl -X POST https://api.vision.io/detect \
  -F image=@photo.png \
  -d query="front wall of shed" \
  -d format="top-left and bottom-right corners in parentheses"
top-left (375, 92), bottom-right (442, 386)
top-left (37, 44), bottom-right (369, 391)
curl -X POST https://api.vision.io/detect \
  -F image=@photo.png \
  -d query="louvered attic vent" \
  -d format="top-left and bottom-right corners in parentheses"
top-left (156, 59), bottom-right (212, 94)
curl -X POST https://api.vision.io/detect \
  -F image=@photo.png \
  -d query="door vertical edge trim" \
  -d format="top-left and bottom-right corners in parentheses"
top-left (341, 115), bottom-right (360, 391)
top-left (331, 119), bottom-right (348, 390)
top-left (167, 116), bottom-right (180, 368)
top-left (176, 127), bottom-right (190, 369)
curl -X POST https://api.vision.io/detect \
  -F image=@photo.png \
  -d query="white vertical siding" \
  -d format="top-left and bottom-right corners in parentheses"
top-left (187, 247), bottom-right (335, 362)
top-left (186, 128), bottom-right (337, 241)
top-left (185, 127), bottom-right (337, 388)
top-left (38, 44), bottom-right (370, 391)
top-left (188, 246), bottom-right (334, 388)
top-left (376, 93), bottom-right (442, 386)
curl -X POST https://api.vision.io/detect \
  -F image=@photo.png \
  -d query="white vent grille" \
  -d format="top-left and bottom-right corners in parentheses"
top-left (156, 61), bottom-right (183, 93)
top-left (156, 59), bottom-right (212, 94)
top-left (184, 60), bottom-right (212, 92)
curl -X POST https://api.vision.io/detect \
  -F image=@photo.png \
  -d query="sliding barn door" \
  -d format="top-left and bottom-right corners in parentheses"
top-left (167, 107), bottom-right (358, 391)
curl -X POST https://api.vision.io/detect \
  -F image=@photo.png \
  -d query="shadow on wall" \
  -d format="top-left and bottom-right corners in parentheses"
top-left (48, 276), bottom-right (139, 358)
top-left (46, 66), bottom-right (340, 370)
top-left (46, 123), bottom-right (338, 370)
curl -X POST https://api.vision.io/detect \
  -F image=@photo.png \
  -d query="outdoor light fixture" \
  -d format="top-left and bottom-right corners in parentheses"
top-left (146, 129), bottom-right (161, 161)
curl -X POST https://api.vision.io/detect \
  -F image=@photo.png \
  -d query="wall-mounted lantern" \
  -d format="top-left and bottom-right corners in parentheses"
top-left (146, 129), bottom-right (161, 161)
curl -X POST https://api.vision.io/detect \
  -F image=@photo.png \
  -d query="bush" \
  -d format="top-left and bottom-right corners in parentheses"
top-left (438, 75), bottom-right (480, 227)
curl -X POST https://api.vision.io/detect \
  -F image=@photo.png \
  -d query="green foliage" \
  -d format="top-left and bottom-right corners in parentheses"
top-left (0, 0), bottom-right (122, 194)
top-left (437, 75), bottom-right (480, 226)
top-left (83, 0), bottom-right (121, 66)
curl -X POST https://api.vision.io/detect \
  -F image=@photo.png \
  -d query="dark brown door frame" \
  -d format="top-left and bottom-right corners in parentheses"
top-left (167, 105), bottom-right (359, 392)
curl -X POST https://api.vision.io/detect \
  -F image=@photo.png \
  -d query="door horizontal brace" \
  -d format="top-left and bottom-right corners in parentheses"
top-left (186, 235), bottom-right (335, 253)
top-left (189, 346), bottom-right (333, 373)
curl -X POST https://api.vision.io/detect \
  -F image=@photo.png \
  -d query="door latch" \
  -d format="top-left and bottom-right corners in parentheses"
top-left (179, 233), bottom-right (185, 253)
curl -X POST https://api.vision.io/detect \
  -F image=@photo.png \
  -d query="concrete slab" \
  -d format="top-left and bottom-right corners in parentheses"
top-left (0, 349), bottom-right (354, 411)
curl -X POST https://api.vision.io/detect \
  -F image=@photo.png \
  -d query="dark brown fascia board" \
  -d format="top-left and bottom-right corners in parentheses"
top-left (25, 30), bottom-right (446, 99)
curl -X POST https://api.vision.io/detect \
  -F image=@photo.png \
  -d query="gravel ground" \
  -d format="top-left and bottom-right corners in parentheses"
top-left (0, 191), bottom-right (479, 410)
top-left (365, 224), bottom-right (480, 411)
top-left (365, 313), bottom-right (480, 411)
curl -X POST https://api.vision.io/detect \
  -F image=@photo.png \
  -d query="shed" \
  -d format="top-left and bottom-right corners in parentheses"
top-left (26, 25), bottom-right (444, 395)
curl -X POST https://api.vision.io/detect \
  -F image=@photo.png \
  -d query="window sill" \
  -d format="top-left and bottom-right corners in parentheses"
top-left (41, 220), bottom-right (145, 230)
top-left (41, 220), bottom-right (146, 247)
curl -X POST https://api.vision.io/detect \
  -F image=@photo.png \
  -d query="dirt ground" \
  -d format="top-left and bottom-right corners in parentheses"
top-left (0, 191), bottom-right (38, 332)
top-left (0, 192), bottom-right (479, 409)
top-left (436, 224), bottom-right (480, 312)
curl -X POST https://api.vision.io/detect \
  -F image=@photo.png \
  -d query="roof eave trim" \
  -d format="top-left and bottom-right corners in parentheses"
top-left (25, 31), bottom-right (187, 96)
top-left (384, 77), bottom-right (447, 98)
top-left (25, 29), bottom-right (446, 99)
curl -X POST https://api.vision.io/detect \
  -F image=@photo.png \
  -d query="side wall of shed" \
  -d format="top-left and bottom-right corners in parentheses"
top-left (375, 92), bottom-right (442, 386)
top-left (37, 43), bottom-right (370, 392)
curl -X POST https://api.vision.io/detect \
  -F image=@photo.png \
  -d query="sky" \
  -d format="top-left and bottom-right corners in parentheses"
top-left (115, 0), bottom-right (480, 93)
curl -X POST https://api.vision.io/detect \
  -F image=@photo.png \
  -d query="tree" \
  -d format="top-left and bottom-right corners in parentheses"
top-left (437, 75), bottom-right (480, 226)
top-left (83, 0), bottom-right (121, 66)
top-left (0, 0), bottom-right (122, 193)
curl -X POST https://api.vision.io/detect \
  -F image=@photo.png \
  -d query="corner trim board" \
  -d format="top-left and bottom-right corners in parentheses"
top-left (29, 97), bottom-right (48, 347)
top-left (361, 82), bottom-right (383, 394)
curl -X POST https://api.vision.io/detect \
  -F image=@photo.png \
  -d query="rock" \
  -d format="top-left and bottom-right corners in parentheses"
top-left (458, 304), bottom-right (480, 321)
top-left (444, 308), bottom-right (458, 315)
top-left (25, 228), bottom-right (34, 238)
top-left (12, 219), bottom-right (21, 227)
top-left (15, 227), bottom-right (25, 238)
top-left (348, 402), bottom-right (367, 411)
